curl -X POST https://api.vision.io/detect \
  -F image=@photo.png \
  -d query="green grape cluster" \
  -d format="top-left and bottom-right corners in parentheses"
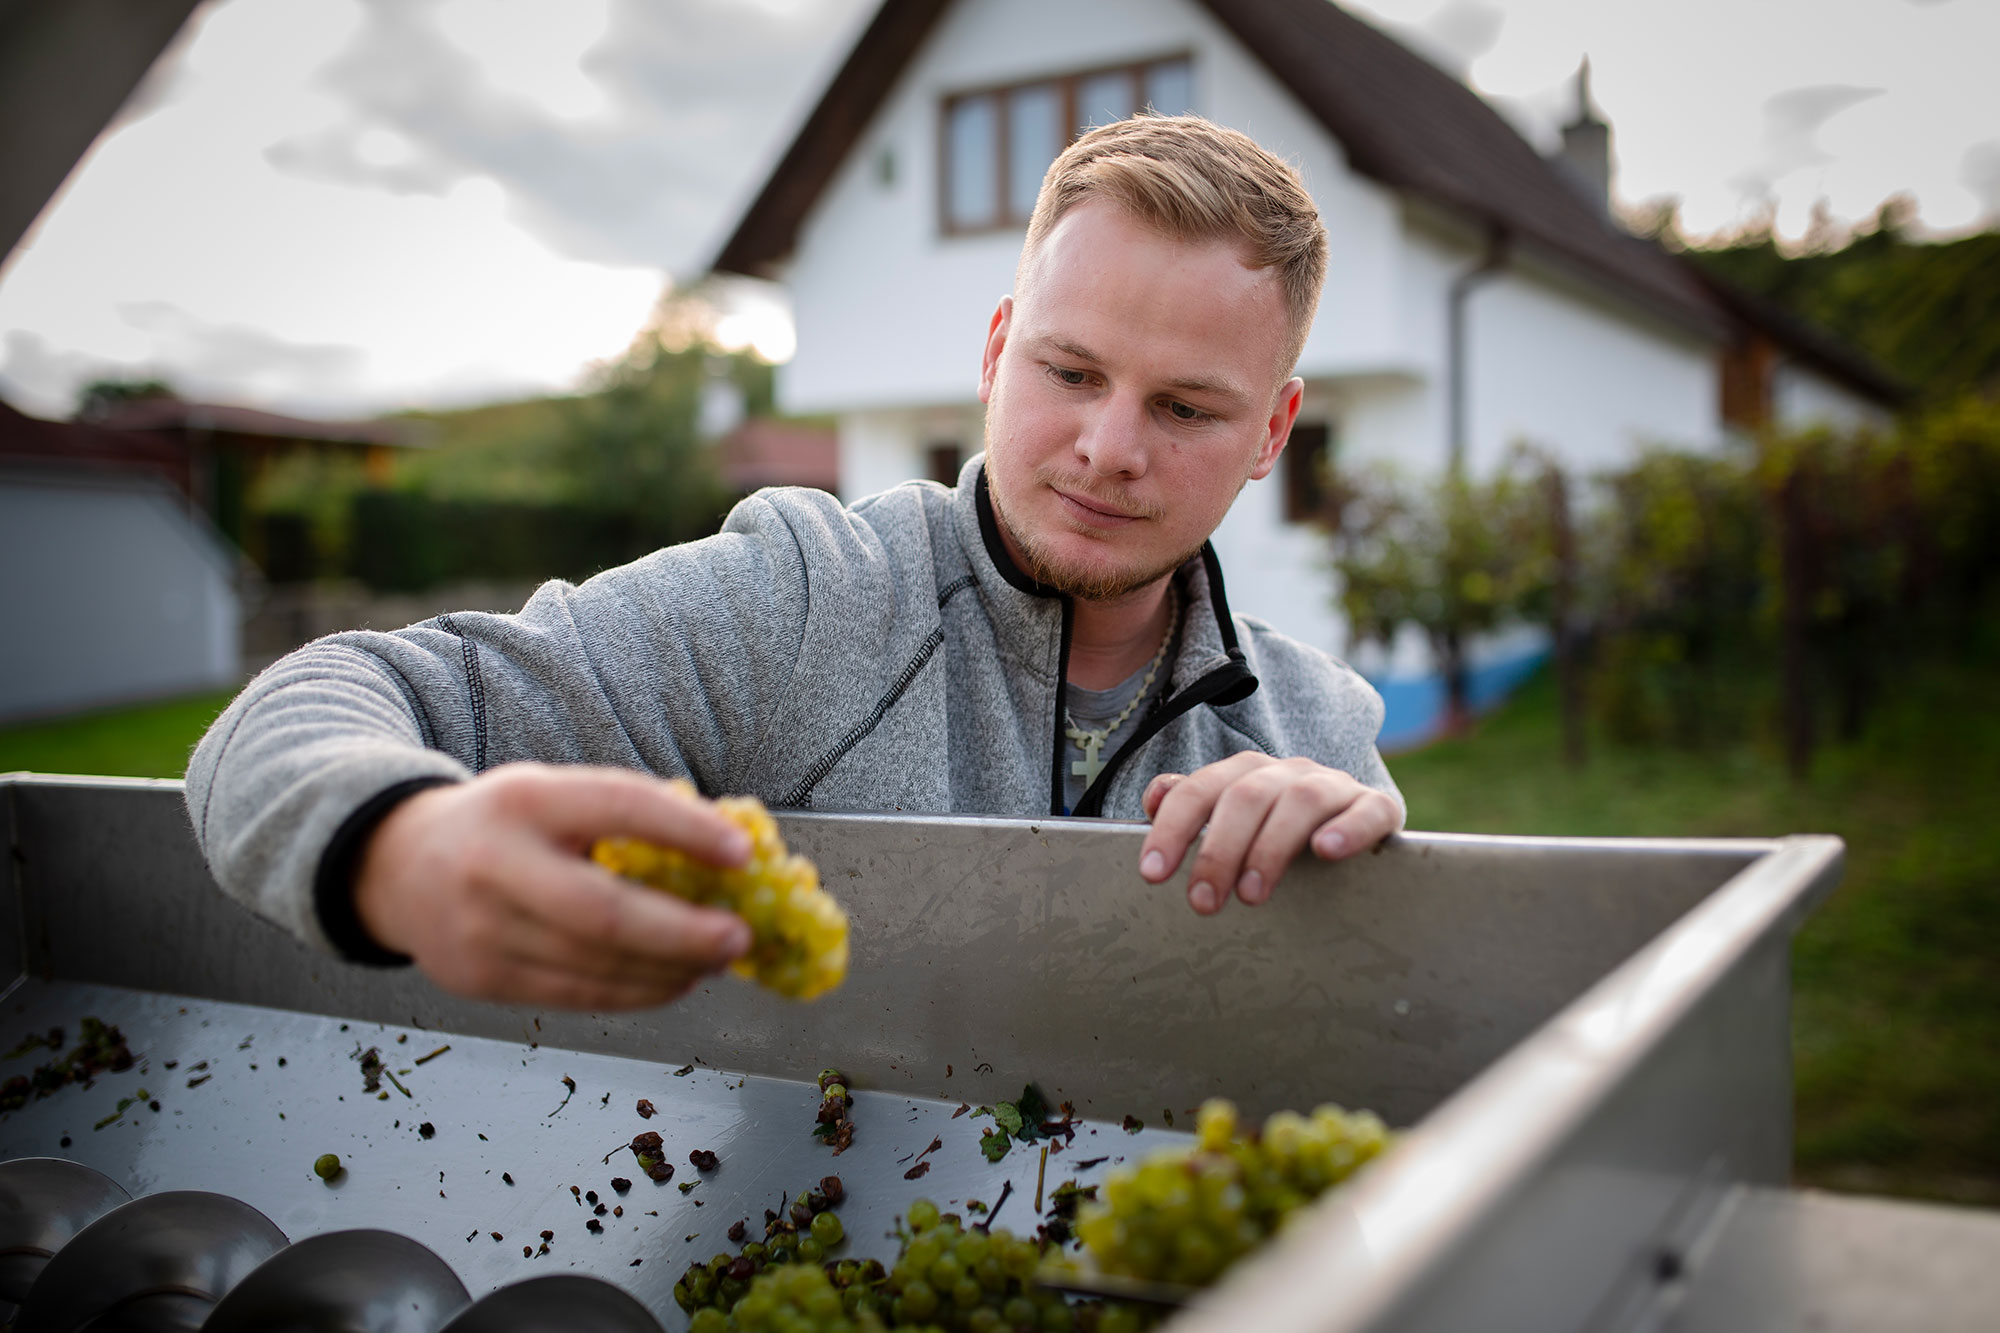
top-left (674, 1182), bottom-right (854, 1318)
top-left (592, 781), bottom-right (848, 1000)
top-left (688, 1263), bottom-right (884, 1333)
top-left (686, 1197), bottom-right (1150, 1333)
top-left (873, 1200), bottom-right (1075, 1332)
top-left (1075, 1099), bottom-right (1391, 1288)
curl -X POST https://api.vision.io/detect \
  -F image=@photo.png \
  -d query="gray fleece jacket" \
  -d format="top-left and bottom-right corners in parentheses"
top-left (185, 456), bottom-right (1400, 961)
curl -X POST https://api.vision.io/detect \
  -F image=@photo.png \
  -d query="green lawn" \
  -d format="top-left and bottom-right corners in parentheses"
top-left (5, 659), bottom-right (1995, 1205)
top-left (0, 690), bottom-right (235, 780)
top-left (1394, 651), bottom-right (2000, 1206)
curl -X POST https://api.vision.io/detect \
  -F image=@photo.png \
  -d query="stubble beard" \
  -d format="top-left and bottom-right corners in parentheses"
top-left (989, 461), bottom-right (1206, 602)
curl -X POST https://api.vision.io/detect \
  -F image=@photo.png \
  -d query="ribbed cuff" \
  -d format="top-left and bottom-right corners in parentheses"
top-left (313, 776), bottom-right (459, 967)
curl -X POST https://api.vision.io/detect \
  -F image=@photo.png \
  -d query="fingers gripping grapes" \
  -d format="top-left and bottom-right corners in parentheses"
top-left (1138, 753), bottom-right (1401, 914)
top-left (354, 764), bottom-right (756, 1008)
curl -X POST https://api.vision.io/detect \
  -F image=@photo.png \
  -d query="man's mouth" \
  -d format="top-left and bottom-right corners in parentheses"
top-left (1051, 485), bottom-right (1142, 527)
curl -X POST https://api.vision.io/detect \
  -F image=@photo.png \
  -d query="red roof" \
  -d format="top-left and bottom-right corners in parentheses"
top-left (0, 398), bottom-right (192, 498)
top-left (85, 398), bottom-right (412, 447)
top-left (717, 418), bottom-right (840, 494)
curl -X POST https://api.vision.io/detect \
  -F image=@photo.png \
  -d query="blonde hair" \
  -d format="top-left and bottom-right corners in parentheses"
top-left (1021, 114), bottom-right (1327, 380)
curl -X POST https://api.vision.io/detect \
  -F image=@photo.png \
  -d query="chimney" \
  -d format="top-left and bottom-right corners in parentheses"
top-left (1556, 58), bottom-right (1612, 213)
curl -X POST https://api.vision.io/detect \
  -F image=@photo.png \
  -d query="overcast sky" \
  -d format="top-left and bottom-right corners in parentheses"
top-left (1, 0), bottom-right (1993, 419)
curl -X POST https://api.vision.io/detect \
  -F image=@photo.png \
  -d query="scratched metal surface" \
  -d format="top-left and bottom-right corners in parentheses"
top-left (0, 977), bottom-right (1182, 1315)
top-left (0, 776), bottom-right (1848, 1332)
top-left (3, 777), bottom-right (1770, 1126)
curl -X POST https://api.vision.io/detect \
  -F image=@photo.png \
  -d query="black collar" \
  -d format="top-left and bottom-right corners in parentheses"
top-left (973, 469), bottom-right (1258, 815)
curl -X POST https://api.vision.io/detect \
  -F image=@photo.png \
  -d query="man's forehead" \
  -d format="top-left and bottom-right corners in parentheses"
top-left (1014, 203), bottom-right (1289, 400)
top-left (1020, 199), bottom-right (1268, 294)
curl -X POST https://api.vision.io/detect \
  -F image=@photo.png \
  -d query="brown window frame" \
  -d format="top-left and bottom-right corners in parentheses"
top-left (1282, 421), bottom-right (1336, 525)
top-left (938, 53), bottom-right (1193, 238)
top-left (924, 441), bottom-right (964, 485)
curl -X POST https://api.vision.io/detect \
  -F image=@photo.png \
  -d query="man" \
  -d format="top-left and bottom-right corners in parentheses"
top-left (185, 115), bottom-right (1404, 1011)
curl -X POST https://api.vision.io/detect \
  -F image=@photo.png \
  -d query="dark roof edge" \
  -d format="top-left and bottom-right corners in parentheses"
top-left (1685, 267), bottom-right (1909, 408)
top-left (1402, 194), bottom-right (1729, 345)
top-left (712, 0), bottom-right (953, 277)
top-left (1191, 0), bottom-right (1727, 338)
top-left (714, 0), bottom-right (1898, 394)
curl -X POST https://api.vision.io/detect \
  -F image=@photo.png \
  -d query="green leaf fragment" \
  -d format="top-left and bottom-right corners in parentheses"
top-left (992, 1102), bottom-right (1024, 1137)
top-left (979, 1131), bottom-right (1011, 1163)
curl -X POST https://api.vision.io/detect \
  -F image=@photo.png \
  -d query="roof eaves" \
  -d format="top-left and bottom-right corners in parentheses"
top-left (1688, 268), bottom-right (1909, 407)
top-left (1194, 0), bottom-right (1726, 338)
top-left (712, 0), bottom-right (954, 277)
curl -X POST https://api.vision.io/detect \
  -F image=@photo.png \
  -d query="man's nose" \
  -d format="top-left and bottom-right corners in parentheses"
top-left (1074, 394), bottom-right (1149, 477)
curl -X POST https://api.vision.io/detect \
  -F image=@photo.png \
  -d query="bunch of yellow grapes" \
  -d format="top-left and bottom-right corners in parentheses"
top-left (1075, 1098), bottom-right (1392, 1288)
top-left (592, 783), bottom-right (849, 1000)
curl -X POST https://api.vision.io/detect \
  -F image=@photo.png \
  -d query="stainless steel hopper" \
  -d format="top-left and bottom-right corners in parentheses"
top-left (0, 773), bottom-right (1992, 1331)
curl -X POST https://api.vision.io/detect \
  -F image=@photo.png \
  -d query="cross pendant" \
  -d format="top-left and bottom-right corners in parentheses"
top-left (1071, 733), bottom-right (1106, 786)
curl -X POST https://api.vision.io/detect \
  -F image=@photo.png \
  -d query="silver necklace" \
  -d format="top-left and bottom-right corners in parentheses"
top-left (1064, 585), bottom-right (1181, 788)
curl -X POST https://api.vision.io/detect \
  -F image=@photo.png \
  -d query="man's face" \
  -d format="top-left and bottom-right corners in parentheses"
top-left (978, 199), bottom-right (1303, 602)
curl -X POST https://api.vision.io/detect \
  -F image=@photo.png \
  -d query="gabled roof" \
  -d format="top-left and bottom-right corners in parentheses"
top-left (710, 0), bottom-right (1721, 336)
top-left (1193, 0), bottom-right (1721, 333)
top-left (713, 0), bottom-right (954, 283)
top-left (714, 0), bottom-right (1907, 406)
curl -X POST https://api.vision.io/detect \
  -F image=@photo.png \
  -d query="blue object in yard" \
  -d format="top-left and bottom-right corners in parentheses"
top-left (1372, 647), bottom-right (1548, 753)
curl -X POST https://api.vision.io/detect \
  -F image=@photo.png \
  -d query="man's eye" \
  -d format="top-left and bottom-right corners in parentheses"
top-left (1051, 366), bottom-right (1089, 386)
top-left (1166, 401), bottom-right (1207, 422)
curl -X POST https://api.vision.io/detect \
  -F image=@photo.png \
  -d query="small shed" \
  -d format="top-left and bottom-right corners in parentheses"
top-left (0, 401), bottom-right (241, 721)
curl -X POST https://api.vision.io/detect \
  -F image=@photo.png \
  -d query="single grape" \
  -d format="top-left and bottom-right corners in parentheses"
top-left (810, 1209), bottom-right (844, 1246)
top-left (900, 1279), bottom-right (940, 1319)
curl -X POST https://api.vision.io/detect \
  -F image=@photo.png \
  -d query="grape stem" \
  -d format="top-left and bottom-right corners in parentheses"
top-left (979, 1178), bottom-right (1014, 1232)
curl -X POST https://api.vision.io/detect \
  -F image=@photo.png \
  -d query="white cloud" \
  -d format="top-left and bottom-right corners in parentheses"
top-left (3, 0), bottom-right (1995, 417)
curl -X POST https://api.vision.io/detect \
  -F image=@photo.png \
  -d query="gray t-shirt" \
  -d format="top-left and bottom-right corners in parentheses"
top-left (1060, 644), bottom-right (1176, 814)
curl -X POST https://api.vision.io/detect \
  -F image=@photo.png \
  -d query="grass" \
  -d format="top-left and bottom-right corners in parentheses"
top-left (1393, 647), bottom-right (2000, 1206)
top-left (5, 652), bottom-right (1995, 1205)
top-left (0, 691), bottom-right (236, 780)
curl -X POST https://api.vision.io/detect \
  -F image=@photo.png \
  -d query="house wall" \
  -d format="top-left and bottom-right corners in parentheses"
top-left (775, 0), bottom-right (1736, 749)
top-left (780, 0), bottom-right (1412, 420)
top-left (1772, 361), bottom-right (1896, 433)
top-left (1337, 227), bottom-right (1722, 475)
top-left (0, 471), bottom-right (240, 722)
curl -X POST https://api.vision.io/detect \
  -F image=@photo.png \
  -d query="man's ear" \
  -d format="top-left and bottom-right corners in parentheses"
top-left (977, 296), bottom-right (1013, 405)
top-left (1248, 376), bottom-right (1305, 481)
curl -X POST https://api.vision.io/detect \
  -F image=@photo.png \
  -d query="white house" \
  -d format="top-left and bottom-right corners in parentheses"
top-left (712, 0), bottom-right (1899, 746)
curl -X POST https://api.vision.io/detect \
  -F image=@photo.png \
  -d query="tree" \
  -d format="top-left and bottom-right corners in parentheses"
top-left (73, 375), bottom-right (178, 422)
top-left (1331, 453), bottom-right (1553, 734)
top-left (1688, 211), bottom-right (2000, 404)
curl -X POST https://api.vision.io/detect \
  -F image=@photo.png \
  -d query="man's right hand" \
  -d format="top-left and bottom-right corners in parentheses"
top-left (354, 764), bottom-right (754, 1010)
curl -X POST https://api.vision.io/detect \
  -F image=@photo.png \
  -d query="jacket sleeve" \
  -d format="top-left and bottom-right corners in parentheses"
top-left (184, 493), bottom-right (815, 957)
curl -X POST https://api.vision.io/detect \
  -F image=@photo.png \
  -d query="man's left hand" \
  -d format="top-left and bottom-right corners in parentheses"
top-left (1137, 754), bottom-right (1402, 914)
